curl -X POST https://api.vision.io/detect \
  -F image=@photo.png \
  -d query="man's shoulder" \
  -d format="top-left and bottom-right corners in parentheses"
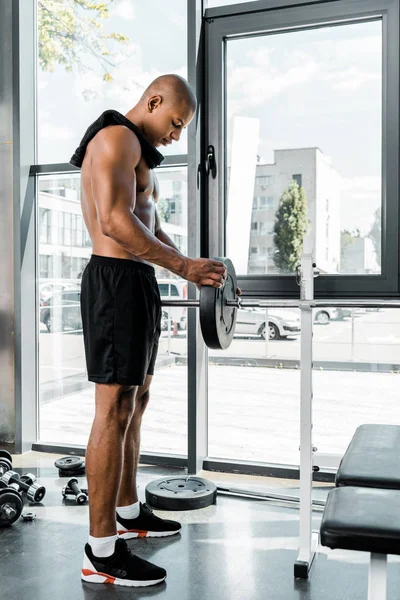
top-left (92, 124), bottom-right (142, 161)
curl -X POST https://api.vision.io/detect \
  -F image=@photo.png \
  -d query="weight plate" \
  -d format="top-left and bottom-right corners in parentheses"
top-left (0, 489), bottom-right (23, 527)
top-left (145, 476), bottom-right (217, 511)
top-left (200, 258), bottom-right (237, 350)
top-left (55, 456), bottom-right (84, 471)
top-left (58, 466), bottom-right (86, 478)
top-left (0, 450), bottom-right (12, 464)
top-left (0, 458), bottom-right (12, 474)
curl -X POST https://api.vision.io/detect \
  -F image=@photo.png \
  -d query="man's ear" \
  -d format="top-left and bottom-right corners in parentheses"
top-left (148, 95), bottom-right (162, 112)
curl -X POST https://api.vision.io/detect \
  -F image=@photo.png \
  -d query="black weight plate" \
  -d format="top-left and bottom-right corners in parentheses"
top-left (0, 450), bottom-right (12, 464)
top-left (59, 466), bottom-right (86, 478)
top-left (0, 489), bottom-right (23, 527)
top-left (0, 457), bottom-right (12, 473)
top-left (55, 456), bottom-right (84, 471)
top-left (145, 476), bottom-right (217, 511)
top-left (200, 257), bottom-right (237, 350)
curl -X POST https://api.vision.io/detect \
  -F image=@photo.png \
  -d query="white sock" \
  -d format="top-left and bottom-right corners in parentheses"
top-left (116, 500), bottom-right (140, 520)
top-left (88, 533), bottom-right (118, 558)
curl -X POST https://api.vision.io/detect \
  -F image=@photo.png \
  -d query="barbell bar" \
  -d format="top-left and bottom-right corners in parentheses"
top-left (161, 258), bottom-right (400, 350)
top-left (162, 298), bottom-right (400, 310)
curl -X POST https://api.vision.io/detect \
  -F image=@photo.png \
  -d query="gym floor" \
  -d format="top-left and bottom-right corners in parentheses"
top-left (2, 452), bottom-right (400, 600)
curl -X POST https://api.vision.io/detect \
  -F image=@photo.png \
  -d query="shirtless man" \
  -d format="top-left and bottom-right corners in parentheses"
top-left (70, 75), bottom-right (227, 587)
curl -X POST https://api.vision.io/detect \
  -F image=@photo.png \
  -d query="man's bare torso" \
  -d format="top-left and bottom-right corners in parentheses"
top-left (80, 126), bottom-right (158, 265)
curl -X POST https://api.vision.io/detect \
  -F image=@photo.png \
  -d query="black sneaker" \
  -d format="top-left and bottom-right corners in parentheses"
top-left (81, 538), bottom-right (166, 587)
top-left (117, 502), bottom-right (182, 539)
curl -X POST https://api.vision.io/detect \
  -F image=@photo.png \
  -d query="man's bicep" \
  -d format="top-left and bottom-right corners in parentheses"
top-left (92, 155), bottom-right (135, 225)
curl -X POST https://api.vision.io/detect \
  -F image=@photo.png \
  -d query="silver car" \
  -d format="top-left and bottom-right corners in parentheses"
top-left (234, 308), bottom-right (301, 340)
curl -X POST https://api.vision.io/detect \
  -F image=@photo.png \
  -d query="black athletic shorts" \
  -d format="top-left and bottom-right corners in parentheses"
top-left (80, 255), bottom-right (161, 386)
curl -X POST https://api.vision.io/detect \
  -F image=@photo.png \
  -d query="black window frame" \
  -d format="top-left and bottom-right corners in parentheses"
top-left (205, 0), bottom-right (400, 299)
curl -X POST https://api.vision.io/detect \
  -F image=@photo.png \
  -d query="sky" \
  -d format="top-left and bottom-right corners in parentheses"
top-left (37, 1), bottom-right (382, 235)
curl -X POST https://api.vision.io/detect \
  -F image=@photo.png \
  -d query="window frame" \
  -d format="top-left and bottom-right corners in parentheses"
top-left (205, 0), bottom-right (399, 298)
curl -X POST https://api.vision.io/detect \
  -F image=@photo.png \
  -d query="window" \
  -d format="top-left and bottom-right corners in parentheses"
top-left (250, 247), bottom-right (258, 254)
top-left (259, 196), bottom-right (268, 209)
top-left (37, 0), bottom-right (188, 163)
top-left (256, 176), bottom-right (272, 188)
top-left (38, 168), bottom-right (189, 458)
top-left (171, 285), bottom-right (180, 297)
top-left (39, 208), bottom-right (51, 244)
top-left (158, 284), bottom-right (169, 296)
top-left (292, 174), bottom-right (302, 187)
top-left (251, 222), bottom-right (258, 232)
top-left (224, 19), bottom-right (384, 277)
top-left (39, 255), bottom-right (52, 278)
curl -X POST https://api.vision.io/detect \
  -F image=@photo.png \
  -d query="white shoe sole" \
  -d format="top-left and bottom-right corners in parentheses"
top-left (81, 571), bottom-right (166, 587)
top-left (117, 528), bottom-right (181, 539)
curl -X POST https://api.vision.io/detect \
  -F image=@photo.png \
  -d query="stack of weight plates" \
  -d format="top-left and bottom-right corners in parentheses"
top-left (55, 456), bottom-right (86, 478)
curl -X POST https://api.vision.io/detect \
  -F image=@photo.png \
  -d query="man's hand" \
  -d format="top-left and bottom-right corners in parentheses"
top-left (185, 258), bottom-right (227, 289)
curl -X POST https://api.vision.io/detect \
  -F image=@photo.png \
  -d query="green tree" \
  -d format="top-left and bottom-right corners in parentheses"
top-left (273, 181), bottom-right (308, 273)
top-left (368, 207), bottom-right (381, 266)
top-left (38, 1), bottom-right (131, 86)
top-left (157, 198), bottom-right (170, 223)
top-left (340, 228), bottom-right (361, 270)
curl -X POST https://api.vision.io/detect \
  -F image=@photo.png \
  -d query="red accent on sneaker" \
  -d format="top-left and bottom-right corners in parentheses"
top-left (117, 529), bottom-right (148, 537)
top-left (82, 569), bottom-right (116, 584)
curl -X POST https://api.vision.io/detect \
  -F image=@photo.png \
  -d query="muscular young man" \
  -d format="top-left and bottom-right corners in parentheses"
top-left (70, 74), bottom-right (227, 587)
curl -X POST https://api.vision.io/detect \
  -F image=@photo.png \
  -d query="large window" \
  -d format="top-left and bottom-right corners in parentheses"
top-left (225, 20), bottom-right (382, 276)
top-left (37, 0), bottom-right (188, 163)
top-left (38, 168), bottom-right (189, 457)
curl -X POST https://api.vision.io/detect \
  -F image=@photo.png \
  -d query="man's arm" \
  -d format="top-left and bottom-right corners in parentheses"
top-left (90, 128), bottom-right (225, 287)
top-left (154, 206), bottom-right (181, 252)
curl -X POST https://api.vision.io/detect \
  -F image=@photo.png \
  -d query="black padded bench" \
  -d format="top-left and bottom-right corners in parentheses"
top-left (321, 486), bottom-right (400, 600)
top-left (336, 424), bottom-right (400, 489)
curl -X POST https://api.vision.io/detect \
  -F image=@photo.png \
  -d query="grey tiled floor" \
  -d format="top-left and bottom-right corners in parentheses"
top-left (2, 452), bottom-right (400, 600)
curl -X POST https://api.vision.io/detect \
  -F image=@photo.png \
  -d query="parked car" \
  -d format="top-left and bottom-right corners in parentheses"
top-left (313, 307), bottom-right (339, 324)
top-left (157, 279), bottom-right (187, 331)
top-left (235, 308), bottom-right (301, 340)
top-left (40, 290), bottom-right (82, 332)
top-left (39, 279), bottom-right (81, 302)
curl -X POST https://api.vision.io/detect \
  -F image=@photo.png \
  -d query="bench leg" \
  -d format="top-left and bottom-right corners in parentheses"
top-left (368, 553), bottom-right (387, 600)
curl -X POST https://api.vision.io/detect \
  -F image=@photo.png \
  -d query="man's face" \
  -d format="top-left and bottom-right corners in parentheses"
top-left (144, 95), bottom-right (195, 148)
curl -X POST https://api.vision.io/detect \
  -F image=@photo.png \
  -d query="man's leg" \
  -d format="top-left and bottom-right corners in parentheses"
top-left (116, 374), bottom-right (182, 539)
top-left (86, 382), bottom-right (137, 538)
top-left (117, 374), bottom-right (153, 507)
top-left (82, 381), bottom-right (167, 587)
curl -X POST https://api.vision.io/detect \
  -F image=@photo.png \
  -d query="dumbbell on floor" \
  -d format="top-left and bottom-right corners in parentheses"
top-left (62, 478), bottom-right (88, 505)
top-left (2, 471), bottom-right (46, 503)
top-left (0, 480), bottom-right (23, 527)
top-left (0, 450), bottom-right (12, 478)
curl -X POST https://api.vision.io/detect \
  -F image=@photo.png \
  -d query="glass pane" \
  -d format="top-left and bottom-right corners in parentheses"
top-left (208, 306), bottom-right (301, 464)
top-left (209, 305), bottom-right (400, 465)
top-left (225, 21), bottom-right (382, 276)
top-left (37, 0), bottom-right (188, 163)
top-left (38, 167), bottom-right (188, 456)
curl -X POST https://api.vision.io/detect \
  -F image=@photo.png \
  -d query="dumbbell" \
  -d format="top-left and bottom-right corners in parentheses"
top-left (62, 478), bottom-right (88, 505)
top-left (0, 450), bottom-right (12, 477)
top-left (0, 480), bottom-right (23, 527)
top-left (1, 471), bottom-right (46, 503)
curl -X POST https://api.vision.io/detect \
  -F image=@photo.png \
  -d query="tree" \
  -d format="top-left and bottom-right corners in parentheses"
top-left (340, 229), bottom-right (361, 271)
top-left (368, 207), bottom-right (381, 267)
top-left (157, 198), bottom-right (171, 224)
top-left (38, 0), bottom-right (131, 88)
top-left (273, 181), bottom-right (308, 273)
